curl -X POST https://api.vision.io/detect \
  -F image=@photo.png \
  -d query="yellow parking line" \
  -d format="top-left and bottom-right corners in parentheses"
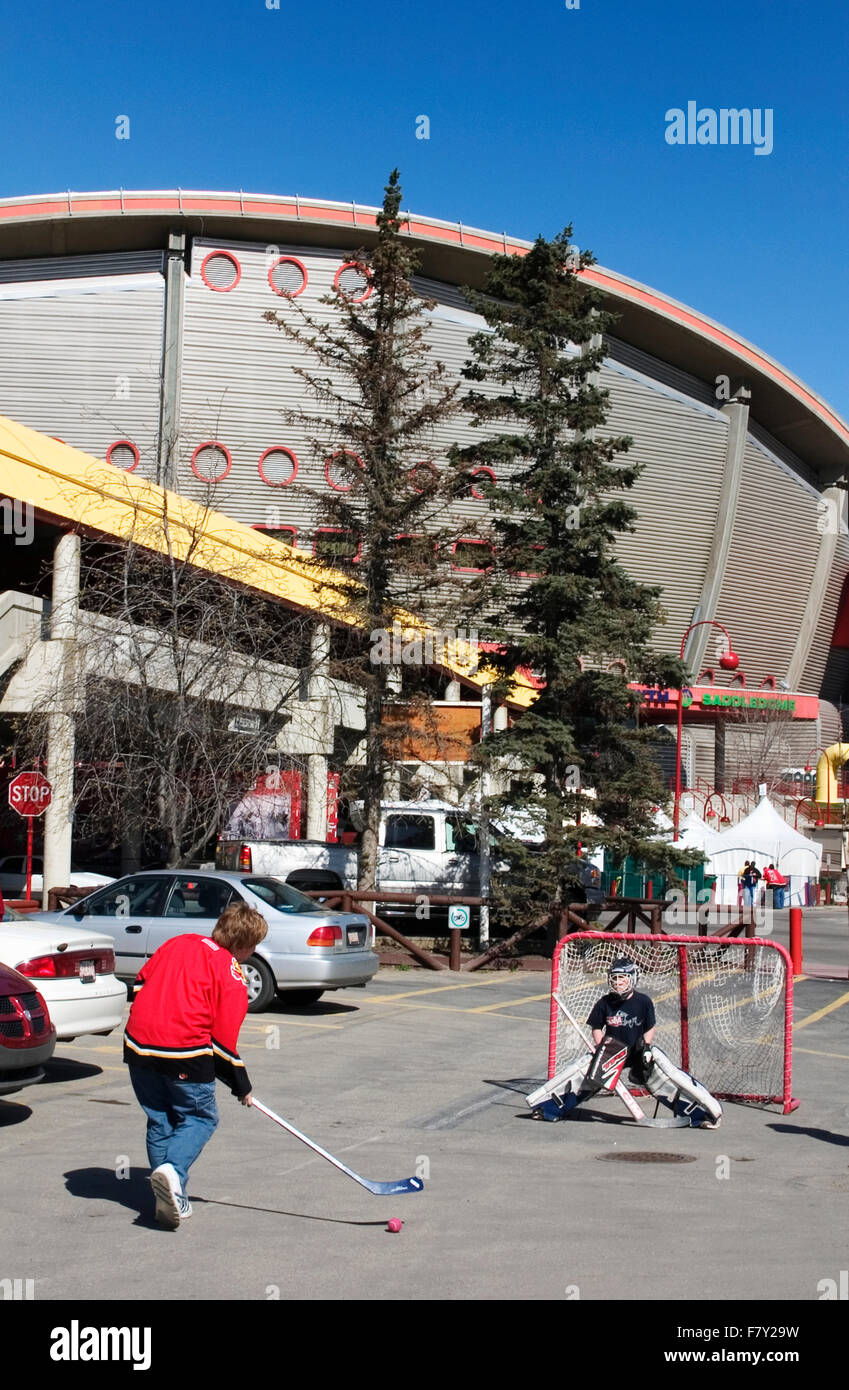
top-left (367, 977), bottom-right (508, 1002)
top-left (470, 993), bottom-right (550, 1012)
top-left (795, 1047), bottom-right (849, 1060)
top-left (793, 989), bottom-right (849, 1031)
top-left (242, 1019), bottom-right (343, 1033)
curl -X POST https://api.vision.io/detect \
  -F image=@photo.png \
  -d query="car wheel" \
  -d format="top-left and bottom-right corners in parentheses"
top-left (242, 956), bottom-right (277, 1012)
top-left (283, 988), bottom-right (324, 1005)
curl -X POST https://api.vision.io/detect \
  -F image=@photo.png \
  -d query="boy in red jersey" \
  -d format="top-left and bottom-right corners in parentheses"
top-left (124, 901), bottom-right (268, 1228)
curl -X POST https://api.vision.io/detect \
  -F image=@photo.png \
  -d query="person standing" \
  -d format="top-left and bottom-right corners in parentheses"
top-left (123, 902), bottom-right (268, 1228)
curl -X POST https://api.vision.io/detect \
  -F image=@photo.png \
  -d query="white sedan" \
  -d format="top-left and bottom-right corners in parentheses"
top-left (0, 908), bottom-right (126, 1041)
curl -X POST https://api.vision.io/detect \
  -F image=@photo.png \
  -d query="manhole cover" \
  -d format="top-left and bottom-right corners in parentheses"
top-left (596, 1151), bottom-right (697, 1164)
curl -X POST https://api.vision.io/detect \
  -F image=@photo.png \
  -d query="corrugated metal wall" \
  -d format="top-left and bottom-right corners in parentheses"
top-left (0, 252), bottom-right (165, 478)
top-left (714, 438), bottom-right (821, 679)
top-left (805, 530), bottom-right (849, 697)
top-left (596, 360), bottom-right (728, 652)
top-left (0, 230), bottom-right (840, 714)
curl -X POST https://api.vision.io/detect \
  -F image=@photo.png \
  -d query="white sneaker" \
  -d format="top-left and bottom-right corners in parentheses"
top-left (176, 1195), bottom-right (193, 1220)
top-left (150, 1163), bottom-right (183, 1229)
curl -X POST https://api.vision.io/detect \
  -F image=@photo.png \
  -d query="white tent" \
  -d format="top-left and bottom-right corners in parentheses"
top-left (653, 808), bottom-right (718, 853)
top-left (704, 797), bottom-right (822, 906)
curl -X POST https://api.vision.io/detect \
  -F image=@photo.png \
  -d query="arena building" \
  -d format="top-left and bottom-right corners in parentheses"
top-left (2, 188), bottom-right (849, 817)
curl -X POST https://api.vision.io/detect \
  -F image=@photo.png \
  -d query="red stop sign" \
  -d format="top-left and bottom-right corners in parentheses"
top-left (8, 771), bottom-right (53, 818)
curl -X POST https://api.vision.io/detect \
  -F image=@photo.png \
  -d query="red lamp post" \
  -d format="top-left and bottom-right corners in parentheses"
top-left (674, 621), bottom-right (741, 842)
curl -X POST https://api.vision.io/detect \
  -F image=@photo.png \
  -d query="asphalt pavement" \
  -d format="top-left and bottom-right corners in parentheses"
top-left (1, 948), bottom-right (848, 1307)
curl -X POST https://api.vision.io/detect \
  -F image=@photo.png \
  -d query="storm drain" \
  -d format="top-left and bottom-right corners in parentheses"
top-left (596, 1151), bottom-right (697, 1164)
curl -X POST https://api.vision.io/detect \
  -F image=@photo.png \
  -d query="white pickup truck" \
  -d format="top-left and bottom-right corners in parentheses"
top-left (216, 800), bottom-right (480, 923)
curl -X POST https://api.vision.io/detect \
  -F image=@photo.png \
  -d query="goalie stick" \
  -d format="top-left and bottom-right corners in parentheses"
top-left (252, 1098), bottom-right (424, 1196)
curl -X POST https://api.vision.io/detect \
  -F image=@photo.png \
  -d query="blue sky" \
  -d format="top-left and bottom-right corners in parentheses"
top-left (3, 0), bottom-right (847, 416)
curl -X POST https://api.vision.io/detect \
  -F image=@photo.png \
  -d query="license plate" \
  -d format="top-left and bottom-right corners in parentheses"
top-left (346, 928), bottom-right (363, 947)
top-left (79, 960), bottom-right (96, 983)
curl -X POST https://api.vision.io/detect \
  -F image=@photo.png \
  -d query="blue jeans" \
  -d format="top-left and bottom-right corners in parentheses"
top-left (773, 886), bottom-right (786, 909)
top-left (129, 1068), bottom-right (219, 1194)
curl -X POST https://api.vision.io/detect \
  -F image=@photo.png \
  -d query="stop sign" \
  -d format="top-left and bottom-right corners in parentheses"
top-left (8, 771), bottom-right (53, 817)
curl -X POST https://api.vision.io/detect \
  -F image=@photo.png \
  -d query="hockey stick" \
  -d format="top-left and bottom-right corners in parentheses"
top-left (553, 999), bottom-right (647, 1123)
top-left (251, 1098), bottom-right (424, 1196)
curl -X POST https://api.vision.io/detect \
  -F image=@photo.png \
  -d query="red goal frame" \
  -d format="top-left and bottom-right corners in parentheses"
top-left (549, 933), bottom-right (798, 1114)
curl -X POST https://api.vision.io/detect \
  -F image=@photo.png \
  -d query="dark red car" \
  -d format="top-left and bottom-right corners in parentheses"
top-left (0, 960), bottom-right (56, 1094)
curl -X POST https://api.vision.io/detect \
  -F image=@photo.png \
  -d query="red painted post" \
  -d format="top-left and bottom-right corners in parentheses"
top-left (789, 907), bottom-right (802, 975)
top-left (646, 879), bottom-right (654, 900)
top-left (25, 815), bottom-right (34, 902)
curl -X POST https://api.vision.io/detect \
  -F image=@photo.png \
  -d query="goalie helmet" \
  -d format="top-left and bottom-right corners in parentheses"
top-left (608, 958), bottom-right (639, 996)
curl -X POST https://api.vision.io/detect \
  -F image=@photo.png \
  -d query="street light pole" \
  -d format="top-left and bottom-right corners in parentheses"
top-left (673, 619), bottom-right (741, 842)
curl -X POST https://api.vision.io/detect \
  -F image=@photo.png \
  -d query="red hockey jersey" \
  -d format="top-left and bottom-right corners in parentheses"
top-left (123, 934), bottom-right (252, 1097)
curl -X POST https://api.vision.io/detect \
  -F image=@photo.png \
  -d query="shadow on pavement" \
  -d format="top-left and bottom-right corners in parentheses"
top-left (768, 1122), bottom-right (849, 1147)
top-left (41, 1058), bottom-right (103, 1084)
top-left (64, 1165), bottom-right (162, 1228)
top-left (272, 998), bottom-right (360, 1017)
top-left (196, 1196), bottom-right (387, 1227)
top-left (0, 1099), bottom-right (32, 1126)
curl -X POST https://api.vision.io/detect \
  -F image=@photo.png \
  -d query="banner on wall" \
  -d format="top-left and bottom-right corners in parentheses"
top-left (223, 769), bottom-right (302, 841)
top-left (326, 772), bottom-right (340, 843)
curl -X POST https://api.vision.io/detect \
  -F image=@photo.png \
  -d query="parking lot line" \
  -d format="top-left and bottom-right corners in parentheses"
top-left (793, 988), bottom-right (849, 1031)
top-left (795, 1046), bottom-right (849, 1061)
top-left (367, 977), bottom-right (510, 1002)
top-left (243, 1019), bottom-right (343, 1031)
top-left (469, 993), bottom-right (549, 1012)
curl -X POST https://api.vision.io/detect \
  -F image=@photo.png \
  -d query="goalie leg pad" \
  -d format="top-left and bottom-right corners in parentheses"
top-left (526, 1052), bottom-right (593, 1111)
top-left (643, 1045), bottom-right (723, 1128)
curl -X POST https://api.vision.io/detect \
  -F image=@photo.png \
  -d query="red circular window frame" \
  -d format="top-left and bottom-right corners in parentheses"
top-left (257, 446), bottom-right (299, 488)
top-left (106, 439), bottom-right (140, 472)
top-left (267, 256), bottom-right (308, 298)
top-left (324, 450), bottom-right (364, 492)
top-left (191, 441), bottom-right (232, 484)
top-left (200, 250), bottom-right (242, 293)
top-left (333, 261), bottom-right (373, 303)
top-left (409, 461), bottom-right (439, 494)
top-left (470, 466), bottom-right (496, 499)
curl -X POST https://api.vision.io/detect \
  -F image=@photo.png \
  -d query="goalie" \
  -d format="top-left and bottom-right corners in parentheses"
top-left (529, 957), bottom-right (722, 1128)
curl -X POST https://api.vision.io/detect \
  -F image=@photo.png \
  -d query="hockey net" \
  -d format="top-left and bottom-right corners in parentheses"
top-left (550, 933), bottom-right (796, 1112)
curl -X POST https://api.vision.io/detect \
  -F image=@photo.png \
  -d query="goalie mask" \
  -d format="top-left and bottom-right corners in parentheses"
top-left (608, 958), bottom-right (639, 996)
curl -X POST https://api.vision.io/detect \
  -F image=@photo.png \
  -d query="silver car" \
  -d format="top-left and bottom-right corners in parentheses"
top-left (33, 870), bottom-right (378, 1012)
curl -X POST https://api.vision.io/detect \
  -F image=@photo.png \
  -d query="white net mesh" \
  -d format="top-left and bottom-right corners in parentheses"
top-left (552, 934), bottom-right (791, 1106)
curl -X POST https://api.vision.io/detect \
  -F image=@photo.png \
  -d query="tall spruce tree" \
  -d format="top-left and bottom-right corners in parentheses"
top-left (264, 171), bottom-right (461, 889)
top-left (452, 229), bottom-right (695, 926)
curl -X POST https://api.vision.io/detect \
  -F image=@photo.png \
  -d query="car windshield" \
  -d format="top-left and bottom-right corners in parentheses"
top-left (1, 906), bottom-right (29, 921)
top-left (241, 878), bottom-right (324, 914)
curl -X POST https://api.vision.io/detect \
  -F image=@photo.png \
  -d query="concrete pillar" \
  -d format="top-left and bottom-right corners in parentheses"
top-left (786, 485), bottom-right (844, 690)
top-left (42, 532), bottom-right (80, 904)
top-left (305, 623), bottom-right (330, 841)
top-left (685, 386), bottom-right (750, 677)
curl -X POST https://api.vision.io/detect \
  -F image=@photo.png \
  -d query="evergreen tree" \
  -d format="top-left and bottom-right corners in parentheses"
top-left (451, 230), bottom-right (695, 926)
top-left (265, 171), bottom-right (461, 888)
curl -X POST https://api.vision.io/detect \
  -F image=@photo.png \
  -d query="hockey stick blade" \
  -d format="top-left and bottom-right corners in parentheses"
top-left (252, 1098), bottom-right (424, 1196)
